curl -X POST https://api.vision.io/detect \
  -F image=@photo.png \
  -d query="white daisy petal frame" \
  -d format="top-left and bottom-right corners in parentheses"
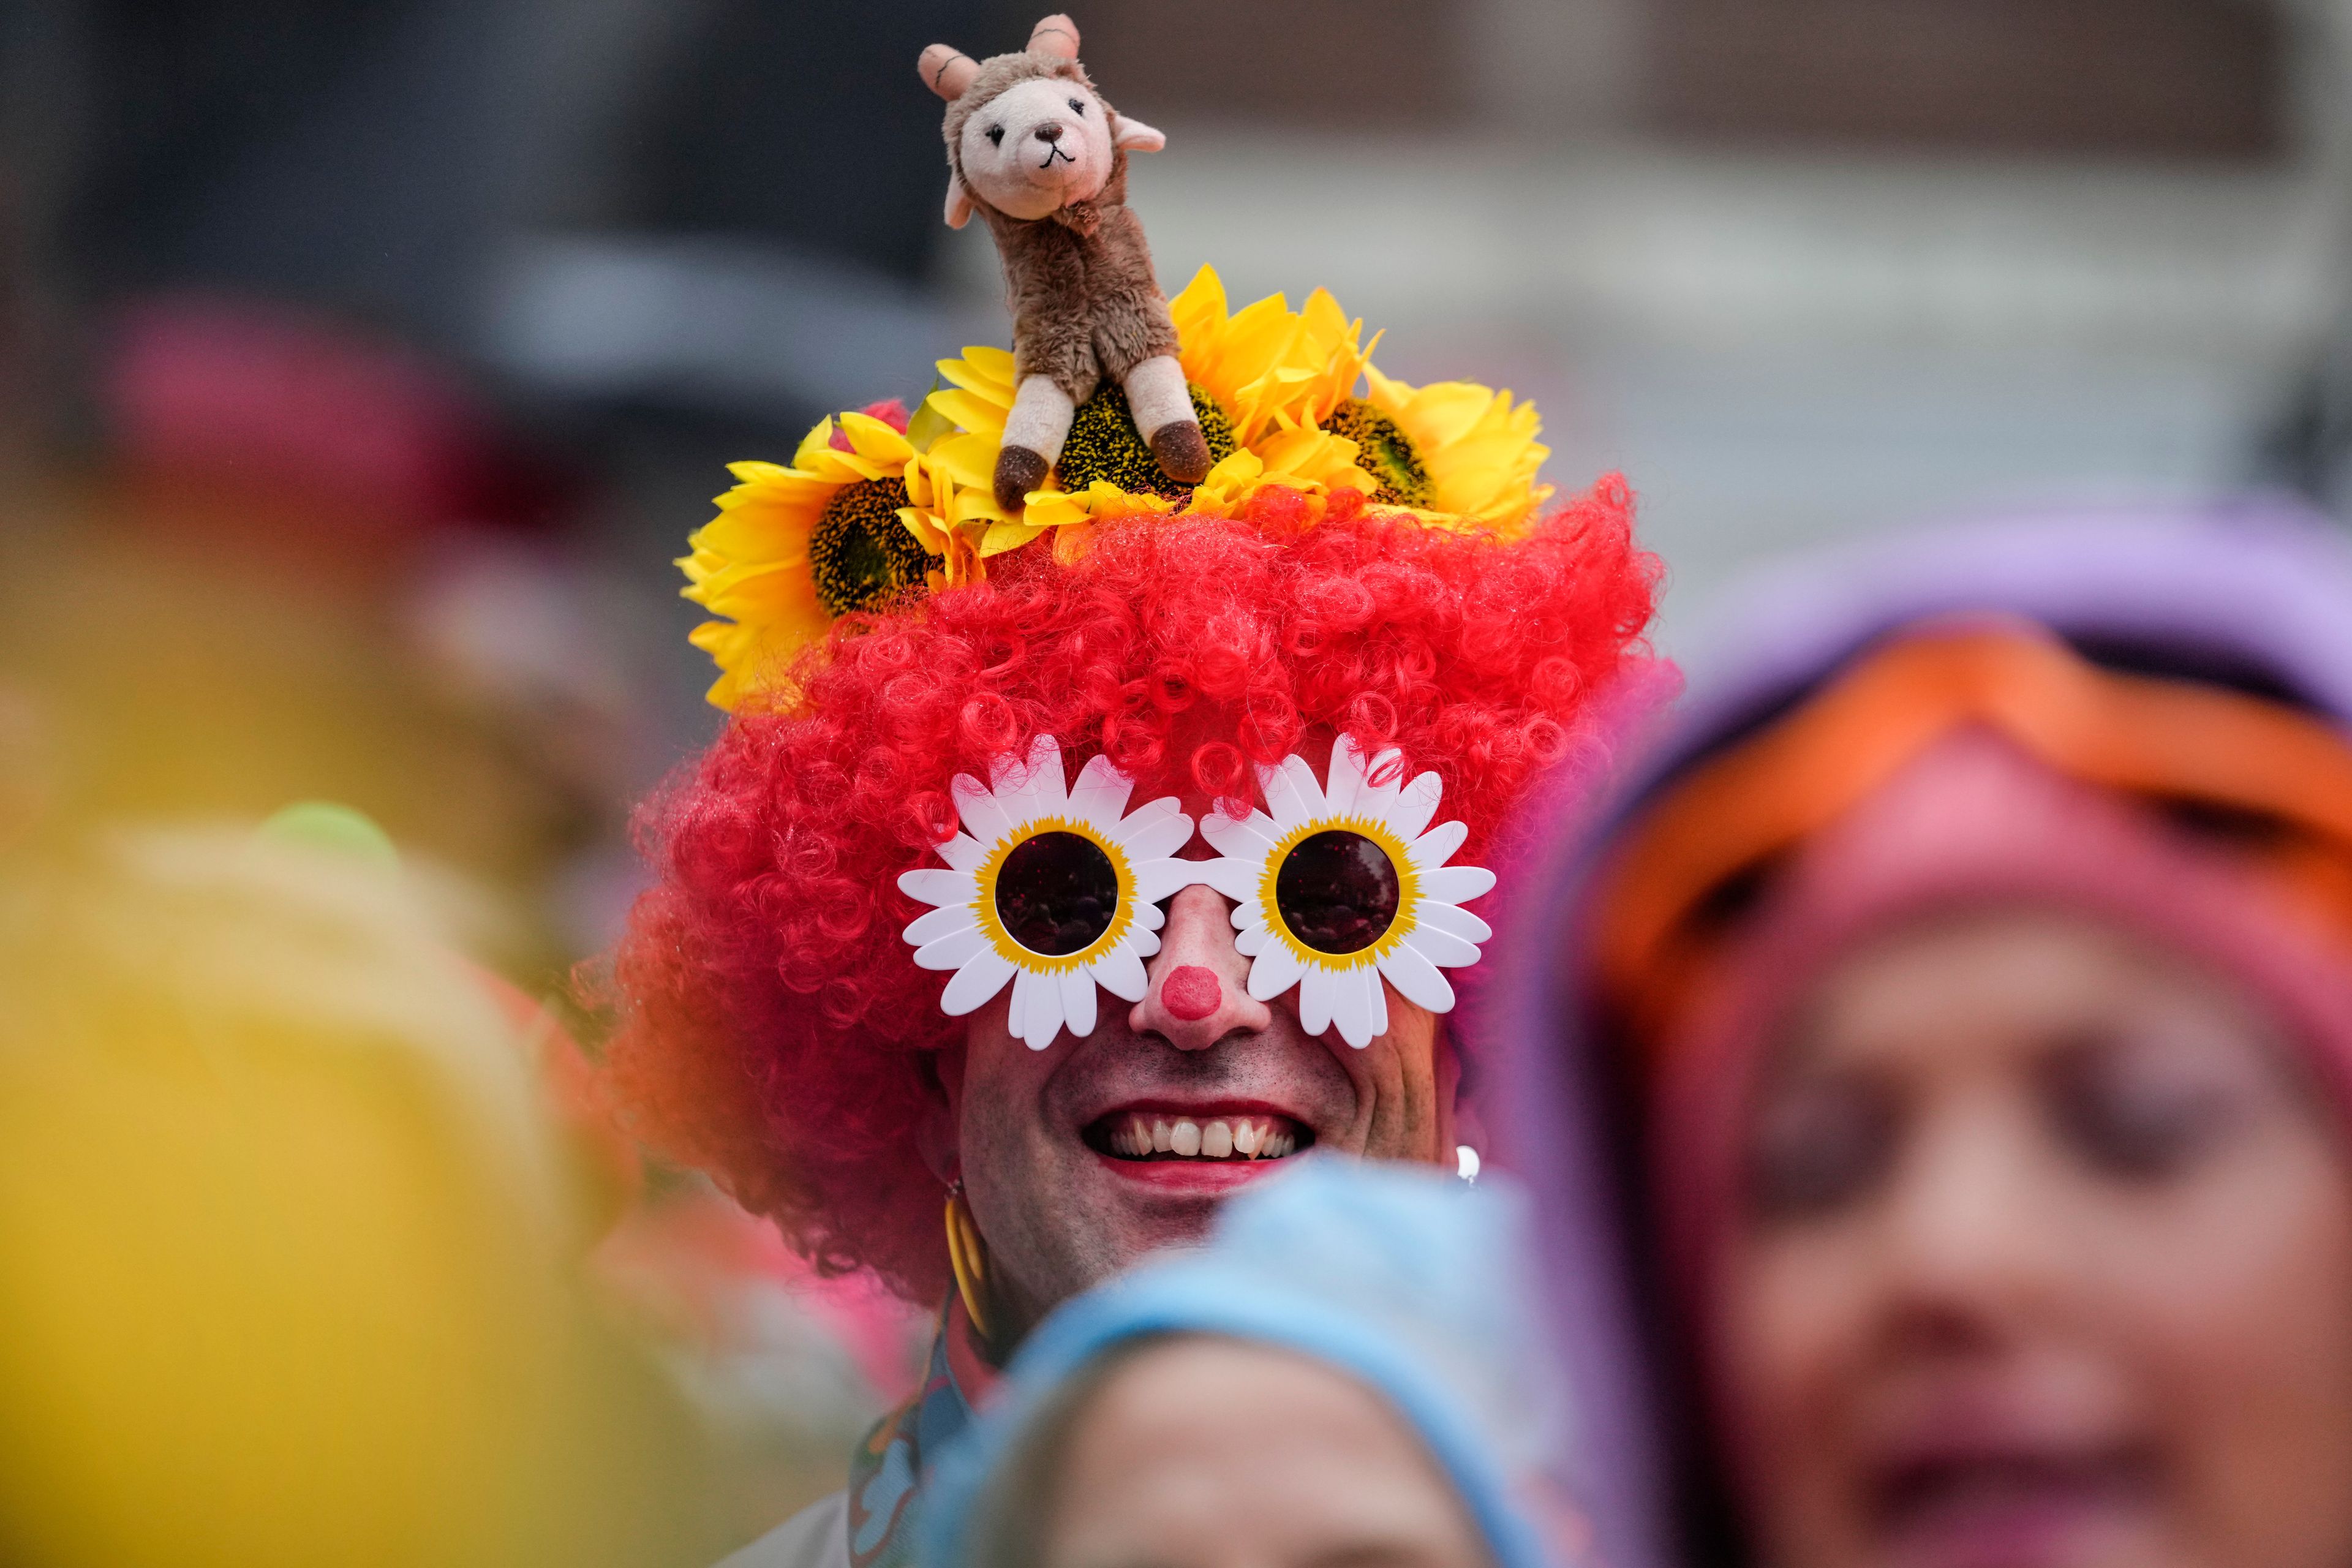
top-left (1197, 737), bottom-right (1497, 1049)
top-left (897, 734), bottom-right (1199, 1051)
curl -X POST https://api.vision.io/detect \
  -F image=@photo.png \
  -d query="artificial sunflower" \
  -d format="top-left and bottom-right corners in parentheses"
top-left (1055, 379), bottom-right (1238, 500)
top-left (1167, 265), bottom-right (1373, 445)
top-left (1189, 423), bottom-right (1376, 516)
top-left (1349, 365), bottom-right (1555, 530)
top-left (921, 265), bottom-right (1378, 525)
top-left (686, 268), bottom-right (1568, 709)
top-left (917, 346), bottom-right (1085, 549)
top-left (681, 410), bottom-right (978, 709)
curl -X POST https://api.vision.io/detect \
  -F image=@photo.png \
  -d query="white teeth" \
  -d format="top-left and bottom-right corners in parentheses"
top-left (1104, 1114), bottom-right (1301, 1159)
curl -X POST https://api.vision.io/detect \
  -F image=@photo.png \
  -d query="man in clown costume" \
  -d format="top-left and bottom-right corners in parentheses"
top-left (605, 29), bottom-right (1659, 1564)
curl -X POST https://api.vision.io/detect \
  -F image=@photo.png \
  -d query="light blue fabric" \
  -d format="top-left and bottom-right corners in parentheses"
top-left (919, 1156), bottom-right (1563, 1568)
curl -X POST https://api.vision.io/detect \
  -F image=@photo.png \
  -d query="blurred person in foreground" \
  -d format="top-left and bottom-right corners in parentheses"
top-left (1490, 501), bottom-right (2352, 1568)
top-left (919, 1156), bottom-right (1564, 1568)
top-left (0, 825), bottom-right (715, 1568)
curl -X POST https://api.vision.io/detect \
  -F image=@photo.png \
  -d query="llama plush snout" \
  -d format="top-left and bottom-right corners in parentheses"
top-left (956, 77), bottom-right (1114, 221)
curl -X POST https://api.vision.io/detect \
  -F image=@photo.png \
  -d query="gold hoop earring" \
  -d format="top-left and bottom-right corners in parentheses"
top-left (944, 1181), bottom-right (993, 1341)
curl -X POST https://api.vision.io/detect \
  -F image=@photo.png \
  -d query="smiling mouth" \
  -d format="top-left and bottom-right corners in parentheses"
top-left (1083, 1111), bottom-right (1312, 1163)
top-left (1038, 144), bottom-right (1076, 169)
top-left (1871, 1443), bottom-right (2159, 1544)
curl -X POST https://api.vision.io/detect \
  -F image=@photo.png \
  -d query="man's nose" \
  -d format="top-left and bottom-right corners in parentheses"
top-left (1130, 885), bottom-right (1269, 1050)
top-left (1035, 122), bottom-right (1063, 143)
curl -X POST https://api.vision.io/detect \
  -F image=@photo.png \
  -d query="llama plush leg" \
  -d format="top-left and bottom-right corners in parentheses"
top-left (995, 375), bottom-right (1076, 513)
top-left (1122, 355), bottom-right (1209, 484)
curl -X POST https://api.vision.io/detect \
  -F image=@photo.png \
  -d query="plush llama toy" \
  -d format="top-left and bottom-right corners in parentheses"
top-left (919, 14), bottom-right (1209, 513)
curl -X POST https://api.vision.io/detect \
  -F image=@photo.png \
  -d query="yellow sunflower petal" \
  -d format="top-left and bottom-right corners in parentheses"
top-left (788, 419), bottom-right (840, 470)
top-left (679, 414), bottom-right (945, 709)
top-left (1189, 449), bottom-right (1265, 511)
top-left (837, 411), bottom-right (917, 467)
top-left (978, 519), bottom-right (1049, 556)
top-left (1087, 487), bottom-right (1179, 522)
top-left (1021, 490), bottom-right (1091, 531)
top-left (1170, 265), bottom-right (1373, 448)
top-left (1167, 266), bottom-right (1230, 359)
top-left (937, 346), bottom-right (1017, 396)
top-left (923, 432), bottom-right (996, 488)
top-left (1247, 418), bottom-right (1376, 495)
top-left (896, 507), bottom-right (950, 556)
top-left (924, 387), bottom-right (1011, 440)
top-left (689, 504), bottom-right (815, 567)
top-left (1024, 481), bottom-right (1180, 530)
top-left (1295, 289), bottom-right (1377, 424)
top-left (903, 443), bottom-right (1008, 543)
top-left (1362, 366), bottom-right (1553, 529)
top-left (924, 348), bottom-right (1019, 443)
top-left (944, 488), bottom-right (1009, 529)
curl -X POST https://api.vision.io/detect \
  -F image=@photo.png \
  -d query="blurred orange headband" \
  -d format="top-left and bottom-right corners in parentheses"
top-left (1595, 624), bottom-right (2352, 1053)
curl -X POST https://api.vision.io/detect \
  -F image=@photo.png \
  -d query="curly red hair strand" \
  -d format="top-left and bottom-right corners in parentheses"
top-left (605, 483), bottom-right (1660, 1302)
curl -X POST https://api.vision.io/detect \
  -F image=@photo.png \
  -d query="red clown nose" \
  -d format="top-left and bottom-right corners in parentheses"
top-left (1161, 965), bottom-right (1221, 1021)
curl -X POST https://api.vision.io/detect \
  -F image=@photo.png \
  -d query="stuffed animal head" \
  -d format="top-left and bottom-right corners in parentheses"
top-left (920, 14), bottom-right (1166, 228)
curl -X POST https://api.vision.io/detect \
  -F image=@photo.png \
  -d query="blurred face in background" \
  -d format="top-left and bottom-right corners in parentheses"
top-left (1715, 905), bottom-right (2352, 1568)
top-left (1024, 1336), bottom-right (1492, 1568)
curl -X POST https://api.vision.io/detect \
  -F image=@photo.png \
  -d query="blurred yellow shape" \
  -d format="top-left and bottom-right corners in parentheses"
top-left (0, 831), bottom-right (710, 1568)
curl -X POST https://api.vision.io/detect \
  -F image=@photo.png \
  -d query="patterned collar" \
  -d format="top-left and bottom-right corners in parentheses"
top-left (846, 1295), bottom-right (998, 1567)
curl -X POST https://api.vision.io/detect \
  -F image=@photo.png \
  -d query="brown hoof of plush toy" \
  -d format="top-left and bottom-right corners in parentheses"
top-left (994, 445), bottom-right (1050, 513)
top-left (1148, 420), bottom-right (1212, 484)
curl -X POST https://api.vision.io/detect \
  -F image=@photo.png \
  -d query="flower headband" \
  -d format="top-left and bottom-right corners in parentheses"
top-left (897, 737), bottom-right (1494, 1049)
top-left (678, 266), bottom-right (1555, 711)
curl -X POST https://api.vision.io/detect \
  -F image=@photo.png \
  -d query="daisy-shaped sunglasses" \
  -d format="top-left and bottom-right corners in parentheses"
top-left (899, 736), bottom-right (1494, 1049)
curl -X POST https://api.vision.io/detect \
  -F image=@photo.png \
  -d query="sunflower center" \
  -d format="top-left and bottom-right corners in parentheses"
top-left (1055, 381), bottom-right (1236, 500)
top-left (1324, 399), bottom-right (1433, 508)
top-left (1276, 830), bottom-right (1401, 955)
top-left (810, 478), bottom-right (929, 616)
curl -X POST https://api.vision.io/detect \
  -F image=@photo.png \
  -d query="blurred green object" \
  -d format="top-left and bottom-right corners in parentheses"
top-left (254, 800), bottom-right (401, 874)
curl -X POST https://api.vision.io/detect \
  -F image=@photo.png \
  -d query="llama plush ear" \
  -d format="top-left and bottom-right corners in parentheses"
top-left (1111, 115), bottom-right (1166, 153)
top-left (919, 43), bottom-right (978, 100)
top-left (943, 175), bottom-right (976, 229)
top-left (1027, 13), bottom-right (1081, 59)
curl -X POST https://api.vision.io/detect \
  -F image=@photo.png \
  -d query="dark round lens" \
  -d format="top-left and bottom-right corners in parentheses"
top-left (1275, 831), bottom-right (1400, 955)
top-left (995, 831), bottom-right (1120, 956)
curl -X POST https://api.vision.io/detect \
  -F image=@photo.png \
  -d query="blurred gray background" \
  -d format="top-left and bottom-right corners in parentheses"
top-left (4, 0), bottom-right (2350, 950)
top-left (10, 0), bottom-right (2351, 636)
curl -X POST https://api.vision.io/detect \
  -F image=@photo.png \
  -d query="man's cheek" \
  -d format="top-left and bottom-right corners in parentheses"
top-left (959, 1064), bottom-right (1077, 1212)
top-left (954, 1071), bottom-right (1021, 1194)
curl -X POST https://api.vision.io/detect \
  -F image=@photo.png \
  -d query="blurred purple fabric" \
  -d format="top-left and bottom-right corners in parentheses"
top-left (1476, 496), bottom-right (2352, 1568)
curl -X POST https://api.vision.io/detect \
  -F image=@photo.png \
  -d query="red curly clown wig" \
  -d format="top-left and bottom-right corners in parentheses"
top-left (606, 483), bottom-right (1660, 1303)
